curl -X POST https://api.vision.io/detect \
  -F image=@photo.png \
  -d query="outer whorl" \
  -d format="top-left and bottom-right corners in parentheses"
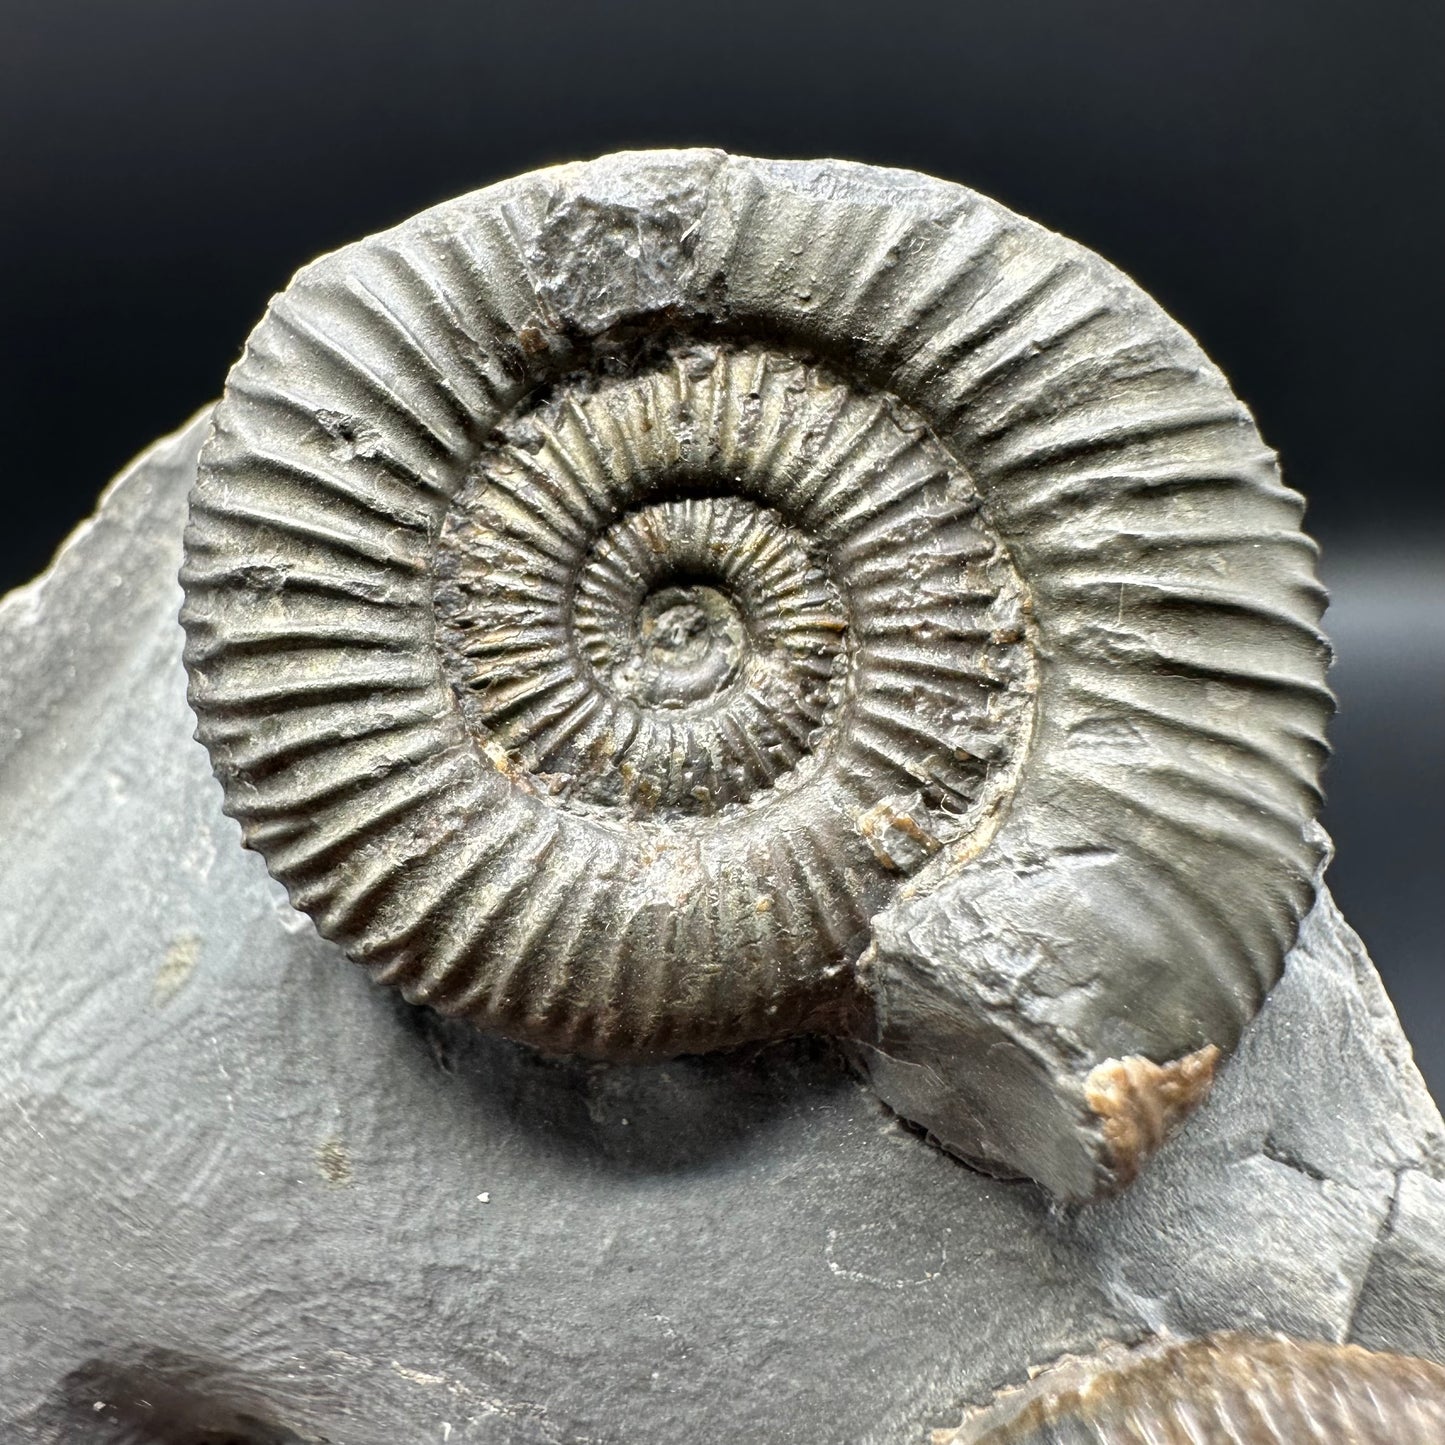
top-left (936, 1333), bottom-right (1445, 1444)
top-left (180, 151), bottom-right (1331, 1195)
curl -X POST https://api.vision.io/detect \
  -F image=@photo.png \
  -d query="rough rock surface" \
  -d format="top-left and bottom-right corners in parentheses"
top-left (1, 415), bottom-right (1442, 1441)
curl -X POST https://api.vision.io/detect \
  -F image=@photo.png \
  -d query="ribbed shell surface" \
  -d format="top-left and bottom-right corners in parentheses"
top-left (940, 1333), bottom-right (1445, 1444)
top-left (180, 151), bottom-right (1330, 1069)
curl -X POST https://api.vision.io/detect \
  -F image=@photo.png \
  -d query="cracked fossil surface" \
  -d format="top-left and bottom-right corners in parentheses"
top-left (179, 150), bottom-right (1330, 1201)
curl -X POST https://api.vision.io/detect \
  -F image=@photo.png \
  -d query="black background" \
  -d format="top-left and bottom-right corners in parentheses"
top-left (3, 1), bottom-right (1440, 1089)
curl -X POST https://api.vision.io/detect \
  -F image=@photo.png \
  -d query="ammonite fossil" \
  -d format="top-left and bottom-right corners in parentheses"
top-left (936, 1332), bottom-right (1445, 1443)
top-left (180, 150), bottom-right (1332, 1199)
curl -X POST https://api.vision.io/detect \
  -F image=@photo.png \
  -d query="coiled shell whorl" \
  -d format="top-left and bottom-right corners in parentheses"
top-left (180, 151), bottom-right (1332, 1198)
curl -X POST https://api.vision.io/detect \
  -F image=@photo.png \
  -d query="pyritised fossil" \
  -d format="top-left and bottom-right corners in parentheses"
top-left (180, 150), bottom-right (1332, 1199)
top-left (936, 1332), bottom-right (1445, 1443)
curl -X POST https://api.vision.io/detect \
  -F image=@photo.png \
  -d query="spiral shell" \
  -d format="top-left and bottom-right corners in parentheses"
top-left (936, 1333), bottom-right (1445, 1443)
top-left (180, 150), bottom-right (1331, 1194)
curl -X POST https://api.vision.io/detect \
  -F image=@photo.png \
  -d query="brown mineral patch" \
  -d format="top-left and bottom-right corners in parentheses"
top-left (152, 932), bottom-right (201, 1006)
top-left (933, 1331), bottom-right (1445, 1443)
top-left (857, 796), bottom-right (941, 873)
top-left (516, 325), bottom-right (547, 355)
top-left (1084, 1044), bottom-right (1220, 1188)
top-left (480, 738), bottom-right (525, 784)
top-left (316, 1139), bottom-right (353, 1186)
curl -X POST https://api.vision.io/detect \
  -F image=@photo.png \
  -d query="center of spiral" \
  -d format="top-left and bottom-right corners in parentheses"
top-left (614, 583), bottom-right (747, 708)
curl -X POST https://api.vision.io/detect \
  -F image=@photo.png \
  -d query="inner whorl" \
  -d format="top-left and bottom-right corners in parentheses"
top-left (425, 344), bottom-right (1036, 1050)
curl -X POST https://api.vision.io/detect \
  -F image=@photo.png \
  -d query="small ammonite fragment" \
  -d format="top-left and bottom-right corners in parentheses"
top-left (935, 1332), bottom-right (1445, 1444)
top-left (180, 149), bottom-right (1332, 1198)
